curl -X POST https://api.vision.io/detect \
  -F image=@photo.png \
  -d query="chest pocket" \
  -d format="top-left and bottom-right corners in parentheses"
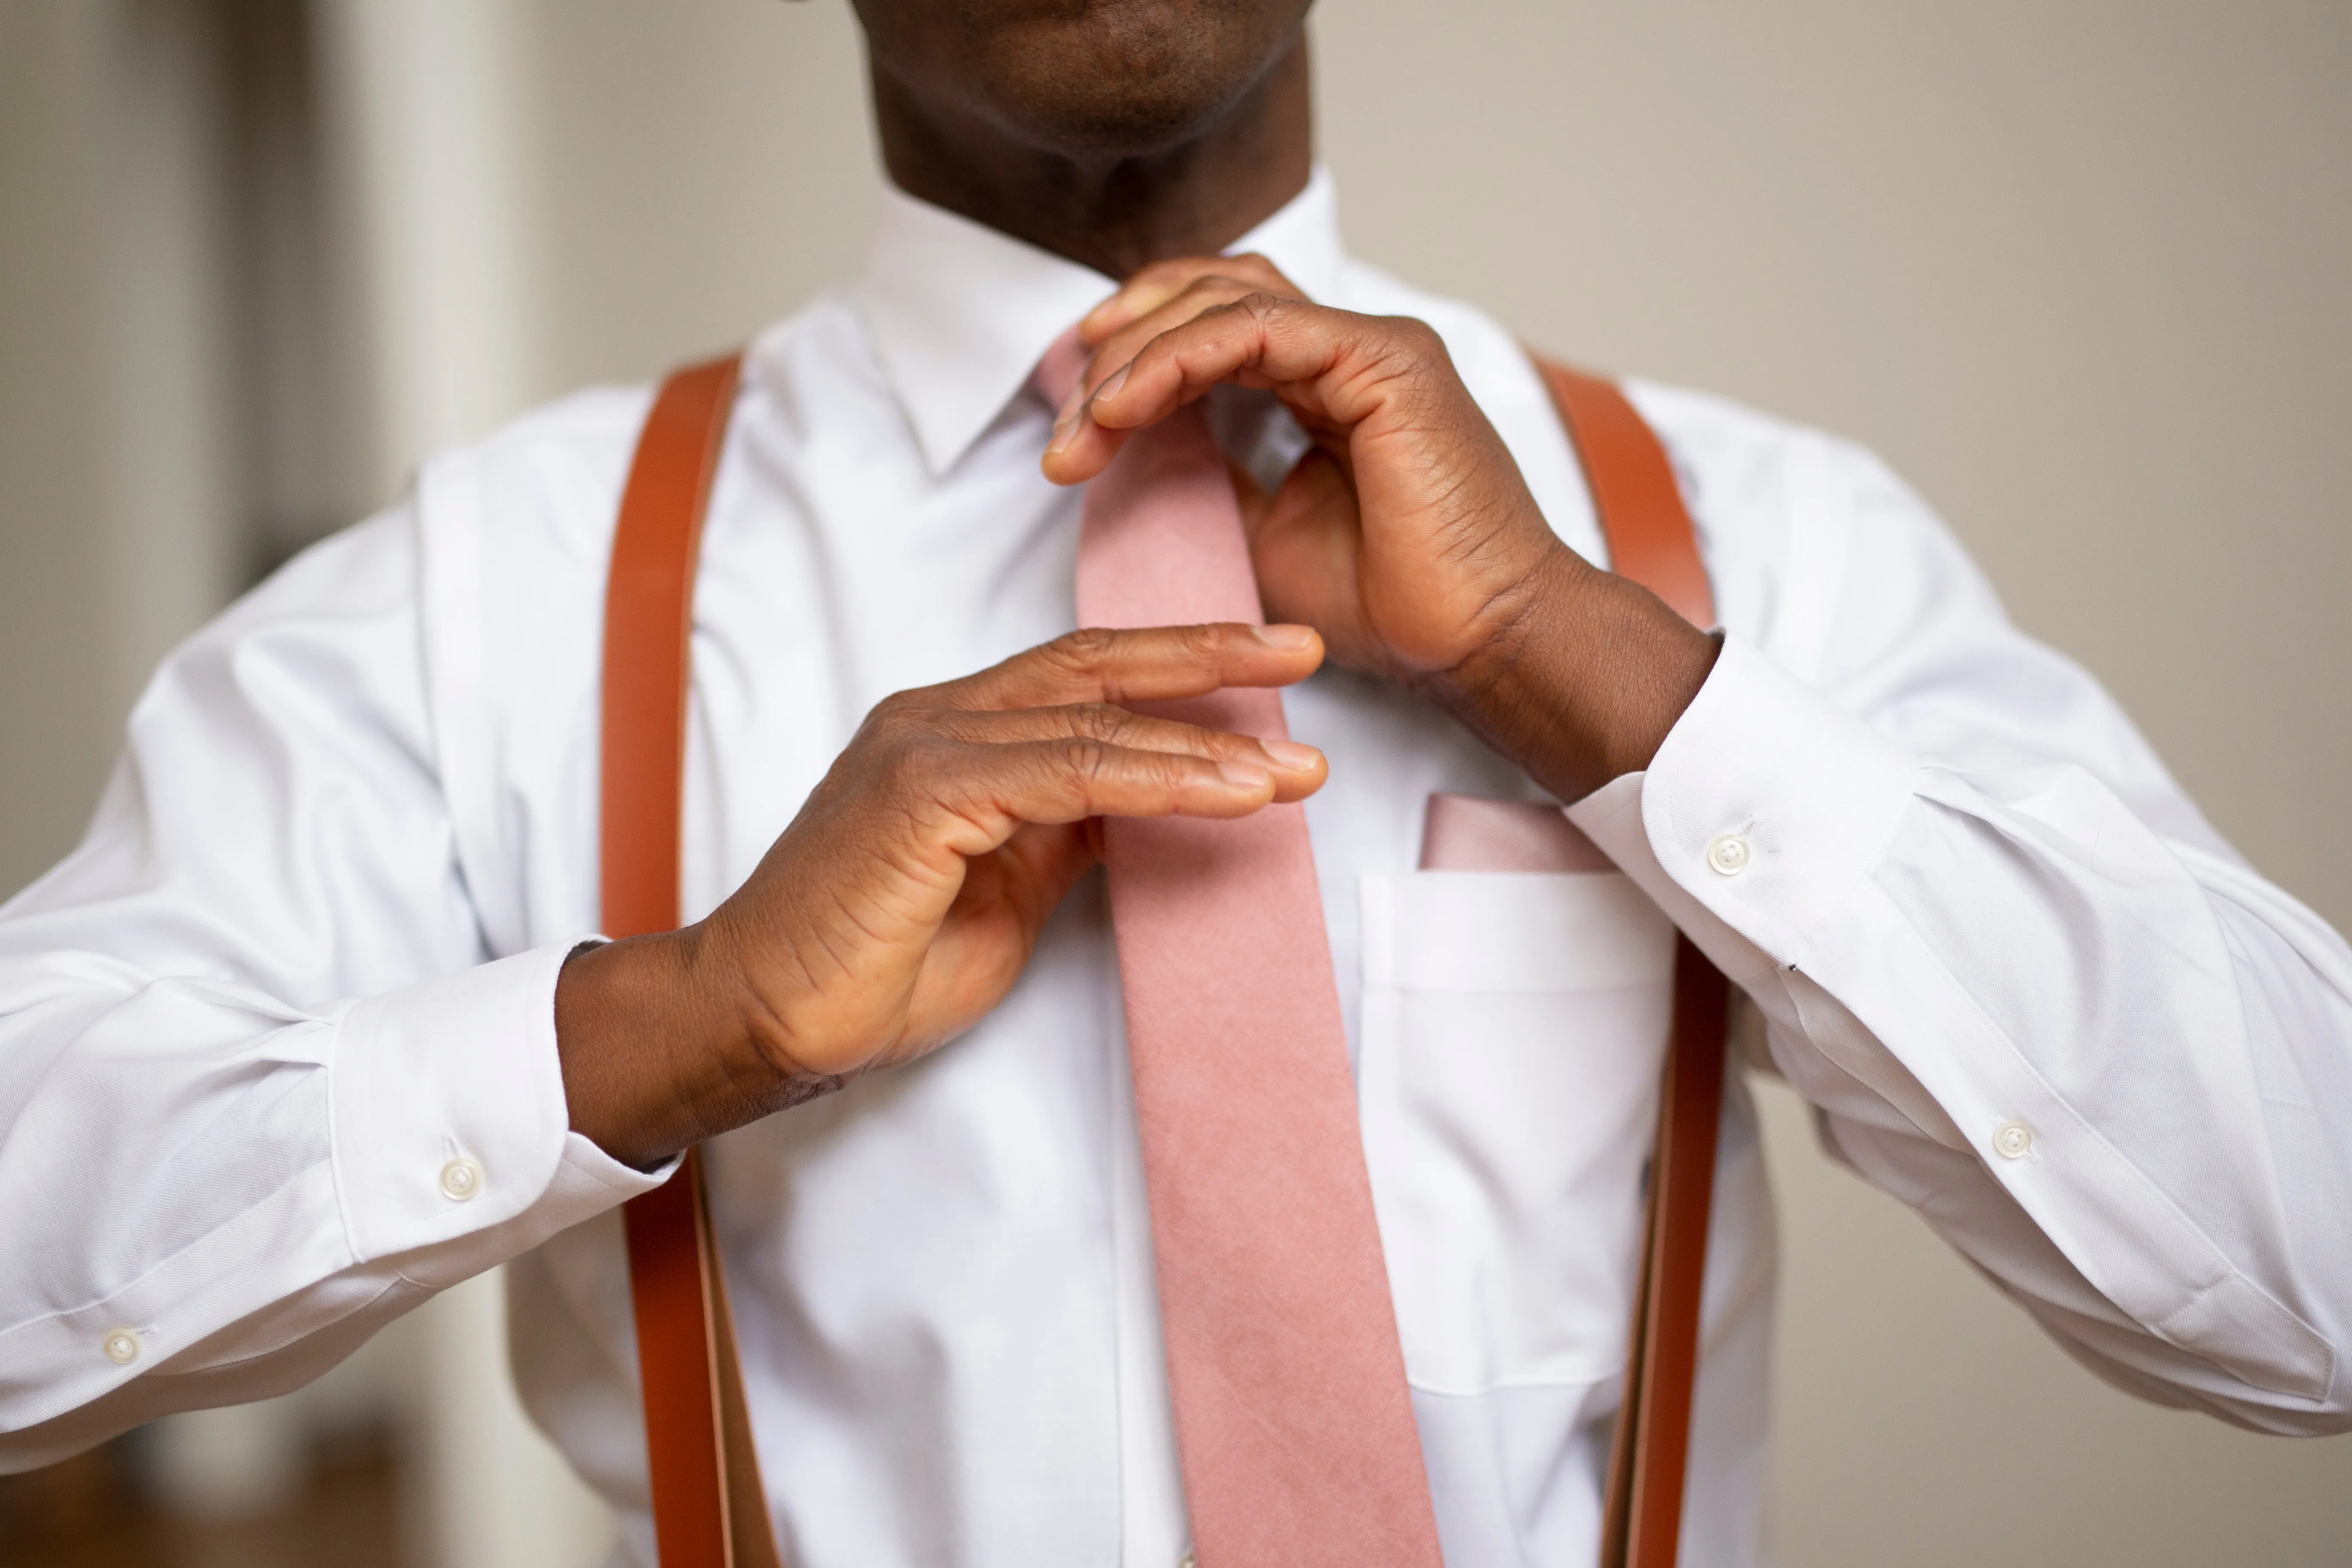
top-left (1357, 866), bottom-right (1676, 1395)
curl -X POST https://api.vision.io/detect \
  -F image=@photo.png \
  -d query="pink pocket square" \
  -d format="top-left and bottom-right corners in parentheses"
top-left (1418, 793), bottom-right (1614, 873)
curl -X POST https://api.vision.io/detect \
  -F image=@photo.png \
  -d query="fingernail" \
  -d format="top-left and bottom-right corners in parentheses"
top-left (1254, 624), bottom-right (1316, 649)
top-left (1262, 739), bottom-right (1321, 771)
top-left (1218, 760), bottom-right (1271, 790)
top-left (1047, 407), bottom-right (1081, 456)
top-left (1088, 362), bottom-right (1131, 407)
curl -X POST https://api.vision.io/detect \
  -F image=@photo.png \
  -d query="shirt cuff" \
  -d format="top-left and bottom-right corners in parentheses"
top-left (1569, 635), bottom-right (2337, 1404)
top-left (329, 940), bottom-right (657, 1262)
top-left (1570, 632), bottom-right (1919, 974)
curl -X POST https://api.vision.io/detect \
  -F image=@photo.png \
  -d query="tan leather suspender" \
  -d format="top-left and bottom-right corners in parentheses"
top-left (601, 354), bottom-right (781, 1568)
top-left (600, 352), bottom-right (1728, 1568)
top-left (1537, 359), bottom-right (1732, 1568)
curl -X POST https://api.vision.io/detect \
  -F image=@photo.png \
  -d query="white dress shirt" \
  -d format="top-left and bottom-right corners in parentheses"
top-left (3, 171), bottom-right (2348, 1568)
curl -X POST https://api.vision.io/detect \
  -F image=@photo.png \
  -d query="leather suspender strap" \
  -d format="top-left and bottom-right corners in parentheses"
top-left (601, 355), bottom-right (737, 944)
top-left (1607, 940), bottom-right (1730, 1568)
top-left (600, 349), bottom-right (1725, 1568)
top-left (601, 353), bottom-right (781, 1568)
top-left (1536, 361), bottom-right (1716, 628)
top-left (1536, 357), bottom-right (1730, 1568)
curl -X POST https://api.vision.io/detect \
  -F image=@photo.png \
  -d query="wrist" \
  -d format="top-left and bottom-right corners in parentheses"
top-left (688, 910), bottom-right (861, 1104)
top-left (1429, 545), bottom-right (1718, 802)
top-left (554, 924), bottom-right (834, 1170)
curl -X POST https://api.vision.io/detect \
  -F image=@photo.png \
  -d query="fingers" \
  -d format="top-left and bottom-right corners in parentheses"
top-left (1078, 253), bottom-right (1314, 400)
top-left (938, 703), bottom-right (1327, 804)
top-left (1079, 252), bottom-right (1305, 348)
top-left (1045, 291), bottom-right (1445, 485)
top-left (858, 627), bottom-right (1334, 860)
top-left (1044, 255), bottom-right (1317, 477)
top-left (937, 622), bottom-right (1324, 712)
top-left (927, 735), bottom-right (1299, 844)
top-left (1072, 278), bottom-right (1280, 411)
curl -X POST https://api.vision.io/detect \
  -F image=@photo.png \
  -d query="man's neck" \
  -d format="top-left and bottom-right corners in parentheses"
top-left (870, 34), bottom-right (1312, 280)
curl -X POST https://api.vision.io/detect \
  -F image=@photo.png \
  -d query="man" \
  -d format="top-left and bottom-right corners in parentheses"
top-left (3, 2), bottom-right (2347, 1564)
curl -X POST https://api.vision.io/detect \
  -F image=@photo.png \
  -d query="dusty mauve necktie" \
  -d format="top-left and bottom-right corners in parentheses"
top-left (1035, 337), bottom-right (1446, 1567)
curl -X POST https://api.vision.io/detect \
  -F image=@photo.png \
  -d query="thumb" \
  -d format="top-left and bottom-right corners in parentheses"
top-left (1248, 447), bottom-right (1358, 553)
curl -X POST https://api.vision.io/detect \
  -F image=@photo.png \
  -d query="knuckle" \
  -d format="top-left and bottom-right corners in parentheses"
top-left (1229, 290), bottom-right (1286, 327)
top-left (1055, 737), bottom-right (1113, 787)
top-left (1262, 288), bottom-right (1307, 318)
top-left (932, 709), bottom-right (990, 745)
top-left (848, 710), bottom-right (900, 757)
top-left (1388, 315), bottom-right (1451, 369)
top-left (1046, 626), bottom-right (1117, 671)
top-left (881, 736), bottom-right (955, 795)
top-left (1177, 622), bottom-right (1230, 660)
top-left (864, 688), bottom-right (932, 736)
top-left (1069, 703), bottom-right (1129, 743)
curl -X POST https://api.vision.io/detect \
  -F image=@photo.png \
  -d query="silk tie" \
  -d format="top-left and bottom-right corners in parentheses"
top-left (1035, 337), bottom-right (1446, 1567)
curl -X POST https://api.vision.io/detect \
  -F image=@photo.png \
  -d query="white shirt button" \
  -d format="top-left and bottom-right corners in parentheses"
top-left (438, 1156), bottom-right (484, 1202)
top-left (102, 1327), bottom-right (141, 1365)
top-left (1178, 1554), bottom-right (1196, 1568)
top-left (1993, 1119), bottom-right (2034, 1159)
top-left (1705, 832), bottom-right (1752, 876)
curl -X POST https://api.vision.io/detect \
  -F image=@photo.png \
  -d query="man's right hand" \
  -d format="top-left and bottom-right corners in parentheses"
top-left (554, 622), bottom-right (1327, 1168)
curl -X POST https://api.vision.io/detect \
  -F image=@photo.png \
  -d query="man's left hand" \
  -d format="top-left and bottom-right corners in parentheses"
top-left (1041, 254), bottom-right (1719, 800)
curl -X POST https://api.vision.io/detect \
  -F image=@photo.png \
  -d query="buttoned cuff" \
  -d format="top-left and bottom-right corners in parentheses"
top-left (329, 940), bottom-right (655, 1262)
top-left (1568, 636), bottom-right (2336, 1405)
top-left (1634, 633), bottom-right (1920, 964)
top-left (1565, 634), bottom-right (1916, 983)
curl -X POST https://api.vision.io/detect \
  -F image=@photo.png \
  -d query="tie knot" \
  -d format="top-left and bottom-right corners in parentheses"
top-left (1031, 325), bottom-right (1090, 413)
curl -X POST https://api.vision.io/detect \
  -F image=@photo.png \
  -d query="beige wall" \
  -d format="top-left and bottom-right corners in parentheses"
top-left (0, 0), bottom-right (246, 897)
top-left (3, 0), bottom-right (2348, 1562)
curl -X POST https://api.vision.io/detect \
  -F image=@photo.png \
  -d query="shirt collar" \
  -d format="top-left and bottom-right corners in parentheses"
top-left (855, 166), bottom-right (1346, 476)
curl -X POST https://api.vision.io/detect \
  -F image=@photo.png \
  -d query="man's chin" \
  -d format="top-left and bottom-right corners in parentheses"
top-left (879, 0), bottom-right (1308, 160)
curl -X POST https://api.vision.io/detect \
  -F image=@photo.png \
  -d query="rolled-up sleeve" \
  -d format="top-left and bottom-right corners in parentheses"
top-left (0, 503), bottom-right (661, 1467)
top-left (1568, 405), bottom-right (2352, 1433)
